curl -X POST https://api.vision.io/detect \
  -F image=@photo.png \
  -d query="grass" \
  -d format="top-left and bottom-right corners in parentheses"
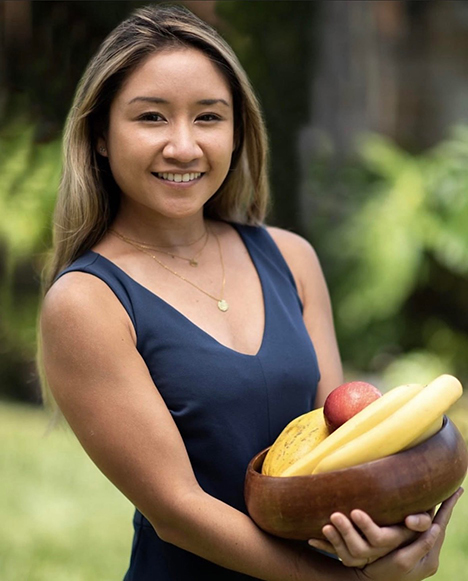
top-left (1, 400), bottom-right (468, 580)
top-left (0, 401), bottom-right (134, 581)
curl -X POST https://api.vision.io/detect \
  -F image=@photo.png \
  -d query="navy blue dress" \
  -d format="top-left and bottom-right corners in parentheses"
top-left (56, 223), bottom-right (320, 580)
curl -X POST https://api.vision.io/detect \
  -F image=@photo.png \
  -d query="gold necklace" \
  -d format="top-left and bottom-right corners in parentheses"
top-left (109, 228), bottom-right (208, 267)
top-left (111, 228), bottom-right (229, 312)
top-left (110, 228), bottom-right (207, 248)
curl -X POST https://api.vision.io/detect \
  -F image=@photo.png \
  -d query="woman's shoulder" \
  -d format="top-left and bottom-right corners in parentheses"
top-left (265, 226), bottom-right (324, 301)
top-left (266, 225), bottom-right (313, 250)
top-left (41, 266), bottom-right (135, 345)
top-left (266, 226), bottom-right (320, 268)
top-left (42, 270), bottom-right (112, 325)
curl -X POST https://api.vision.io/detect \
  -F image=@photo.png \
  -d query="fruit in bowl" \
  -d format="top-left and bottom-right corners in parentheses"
top-left (245, 416), bottom-right (467, 540)
top-left (323, 380), bottom-right (382, 431)
top-left (261, 408), bottom-right (331, 477)
top-left (245, 375), bottom-right (468, 540)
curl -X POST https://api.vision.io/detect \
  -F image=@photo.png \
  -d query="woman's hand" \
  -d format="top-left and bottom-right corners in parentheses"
top-left (308, 510), bottom-right (433, 568)
top-left (353, 488), bottom-right (463, 580)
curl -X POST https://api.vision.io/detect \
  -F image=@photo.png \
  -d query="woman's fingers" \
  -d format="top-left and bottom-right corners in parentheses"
top-left (321, 514), bottom-right (372, 567)
top-left (311, 490), bottom-right (463, 572)
top-left (327, 511), bottom-right (414, 561)
top-left (316, 513), bottom-right (401, 568)
top-left (364, 488), bottom-right (464, 579)
top-left (364, 524), bottom-right (442, 579)
top-left (307, 537), bottom-right (336, 555)
top-left (350, 509), bottom-right (415, 547)
top-left (433, 488), bottom-right (463, 528)
top-left (403, 512), bottom-right (433, 532)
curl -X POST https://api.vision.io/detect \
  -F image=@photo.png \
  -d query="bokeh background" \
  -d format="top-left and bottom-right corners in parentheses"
top-left (1, 1), bottom-right (468, 579)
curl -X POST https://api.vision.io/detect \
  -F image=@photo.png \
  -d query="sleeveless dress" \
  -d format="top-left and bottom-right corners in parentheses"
top-left (55, 223), bottom-right (321, 580)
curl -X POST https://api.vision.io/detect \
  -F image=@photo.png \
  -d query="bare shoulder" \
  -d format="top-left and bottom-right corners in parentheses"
top-left (266, 226), bottom-right (318, 259)
top-left (40, 271), bottom-right (136, 350)
top-left (42, 271), bottom-right (114, 325)
top-left (266, 226), bottom-right (323, 297)
top-left (39, 270), bottom-right (147, 425)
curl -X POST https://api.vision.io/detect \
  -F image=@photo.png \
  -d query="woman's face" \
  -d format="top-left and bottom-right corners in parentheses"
top-left (98, 47), bottom-right (235, 221)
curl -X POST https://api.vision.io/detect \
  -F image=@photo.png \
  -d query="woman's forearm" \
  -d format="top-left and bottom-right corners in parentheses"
top-left (151, 488), bottom-right (357, 581)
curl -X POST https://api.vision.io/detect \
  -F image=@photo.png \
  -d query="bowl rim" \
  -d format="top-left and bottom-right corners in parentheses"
top-left (244, 415), bottom-right (468, 540)
top-left (247, 415), bottom-right (453, 479)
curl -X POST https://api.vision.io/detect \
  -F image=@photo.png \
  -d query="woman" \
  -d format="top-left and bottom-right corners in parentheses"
top-left (38, 4), bottom-right (461, 580)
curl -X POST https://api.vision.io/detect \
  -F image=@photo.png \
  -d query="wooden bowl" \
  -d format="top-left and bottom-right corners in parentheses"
top-left (244, 416), bottom-right (468, 540)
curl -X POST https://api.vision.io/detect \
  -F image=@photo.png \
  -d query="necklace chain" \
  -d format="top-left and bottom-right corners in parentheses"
top-left (109, 228), bottom-right (208, 267)
top-left (110, 227), bottom-right (229, 312)
top-left (110, 228), bottom-right (207, 249)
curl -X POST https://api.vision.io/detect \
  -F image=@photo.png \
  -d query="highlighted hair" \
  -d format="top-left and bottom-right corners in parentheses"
top-left (37, 4), bottom-right (269, 414)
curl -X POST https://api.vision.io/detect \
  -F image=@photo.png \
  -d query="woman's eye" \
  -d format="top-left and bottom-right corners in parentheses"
top-left (139, 112), bottom-right (164, 122)
top-left (197, 113), bottom-right (221, 122)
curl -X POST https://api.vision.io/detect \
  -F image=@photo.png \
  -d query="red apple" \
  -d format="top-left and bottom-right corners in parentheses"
top-left (323, 381), bottom-right (382, 431)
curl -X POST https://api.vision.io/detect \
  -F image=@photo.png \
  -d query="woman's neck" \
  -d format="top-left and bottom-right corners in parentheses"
top-left (110, 210), bottom-right (210, 249)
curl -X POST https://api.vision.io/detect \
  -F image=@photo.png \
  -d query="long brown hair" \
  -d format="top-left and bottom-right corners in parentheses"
top-left (42, 3), bottom-right (269, 295)
top-left (37, 3), bottom-right (270, 412)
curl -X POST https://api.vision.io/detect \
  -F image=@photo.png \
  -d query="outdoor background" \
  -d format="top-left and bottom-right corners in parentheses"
top-left (1, 1), bottom-right (468, 579)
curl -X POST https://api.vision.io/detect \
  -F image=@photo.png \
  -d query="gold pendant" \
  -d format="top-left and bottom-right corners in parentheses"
top-left (189, 259), bottom-right (198, 267)
top-left (217, 299), bottom-right (229, 312)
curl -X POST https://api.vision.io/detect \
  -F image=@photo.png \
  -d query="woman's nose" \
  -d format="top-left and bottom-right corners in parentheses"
top-left (162, 123), bottom-right (203, 163)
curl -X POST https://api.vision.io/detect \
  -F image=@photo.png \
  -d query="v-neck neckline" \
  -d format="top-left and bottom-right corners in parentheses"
top-left (87, 223), bottom-right (268, 358)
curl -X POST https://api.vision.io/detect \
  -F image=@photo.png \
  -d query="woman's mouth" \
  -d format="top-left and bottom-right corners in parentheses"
top-left (153, 172), bottom-right (204, 183)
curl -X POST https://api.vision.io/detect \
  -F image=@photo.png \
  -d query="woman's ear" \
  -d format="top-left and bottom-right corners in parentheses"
top-left (96, 137), bottom-right (108, 157)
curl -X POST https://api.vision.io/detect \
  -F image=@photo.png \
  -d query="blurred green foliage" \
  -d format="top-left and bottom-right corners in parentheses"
top-left (1, 118), bottom-right (468, 400)
top-left (1, 0), bottom-right (318, 402)
top-left (1, 0), bottom-right (467, 402)
top-left (307, 127), bottom-right (468, 389)
top-left (0, 118), bottom-right (61, 401)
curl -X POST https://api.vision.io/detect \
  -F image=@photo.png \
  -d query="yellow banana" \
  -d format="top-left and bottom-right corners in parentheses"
top-left (313, 374), bottom-right (463, 474)
top-left (281, 382), bottom-right (424, 477)
top-left (262, 408), bottom-right (329, 476)
top-left (402, 415), bottom-right (444, 450)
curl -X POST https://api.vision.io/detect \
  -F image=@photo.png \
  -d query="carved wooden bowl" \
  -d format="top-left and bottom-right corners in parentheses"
top-left (244, 416), bottom-right (468, 540)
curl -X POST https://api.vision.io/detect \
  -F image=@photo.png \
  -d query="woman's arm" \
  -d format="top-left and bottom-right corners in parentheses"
top-left (39, 268), bottom-right (457, 581)
top-left (265, 227), bottom-right (440, 567)
top-left (39, 271), bottom-right (355, 581)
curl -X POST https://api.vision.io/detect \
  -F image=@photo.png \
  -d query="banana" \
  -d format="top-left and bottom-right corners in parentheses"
top-left (313, 374), bottom-right (463, 474)
top-left (262, 408), bottom-right (329, 476)
top-left (280, 382), bottom-right (424, 477)
top-left (402, 415), bottom-right (444, 450)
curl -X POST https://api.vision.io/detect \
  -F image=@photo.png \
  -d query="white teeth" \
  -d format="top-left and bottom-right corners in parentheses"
top-left (156, 172), bottom-right (202, 182)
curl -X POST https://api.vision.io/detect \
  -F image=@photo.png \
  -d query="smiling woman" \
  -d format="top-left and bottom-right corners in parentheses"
top-left (36, 4), bottom-right (462, 581)
top-left (97, 48), bottom-right (235, 223)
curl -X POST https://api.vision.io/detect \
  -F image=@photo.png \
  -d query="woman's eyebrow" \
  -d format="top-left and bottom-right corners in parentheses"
top-left (197, 98), bottom-right (230, 107)
top-left (127, 96), bottom-right (168, 105)
top-left (127, 96), bottom-right (230, 107)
